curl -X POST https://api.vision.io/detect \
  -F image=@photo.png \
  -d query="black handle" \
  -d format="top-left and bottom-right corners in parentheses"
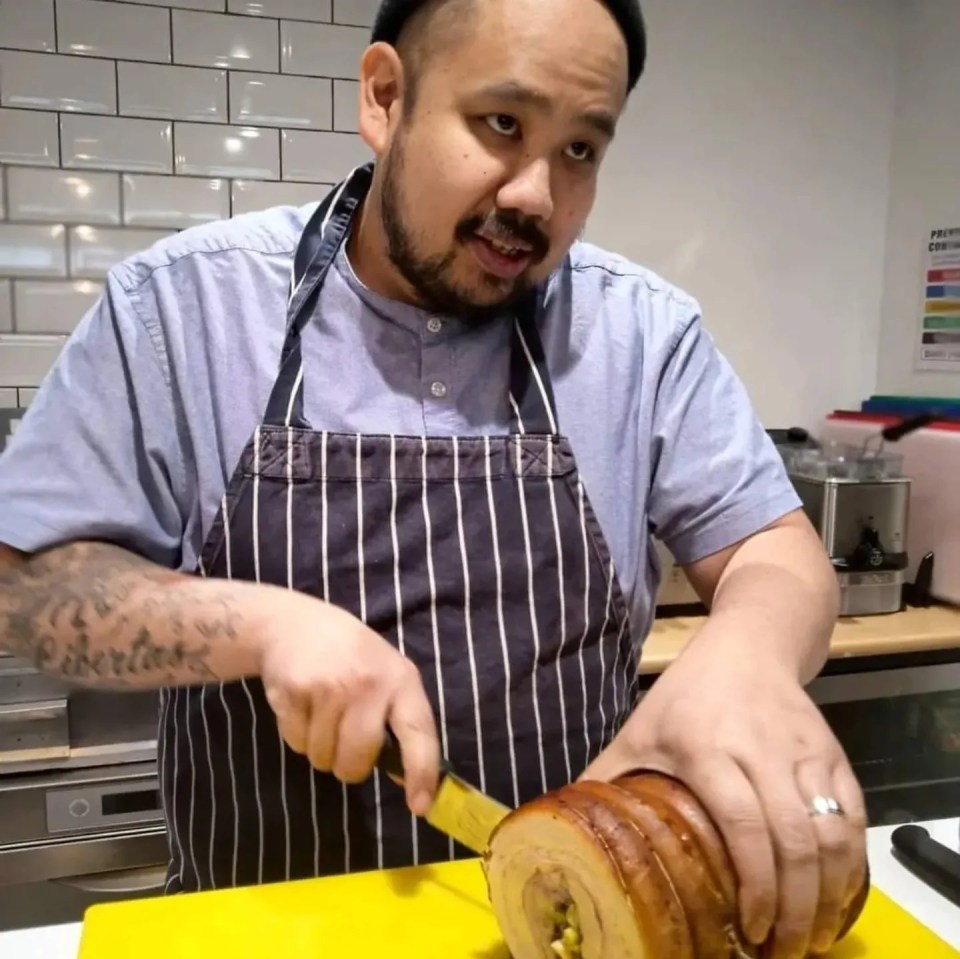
top-left (891, 824), bottom-right (960, 908)
top-left (376, 728), bottom-right (453, 781)
top-left (881, 414), bottom-right (935, 442)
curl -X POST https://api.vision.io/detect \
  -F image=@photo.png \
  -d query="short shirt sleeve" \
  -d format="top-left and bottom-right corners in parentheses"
top-left (647, 309), bottom-right (801, 565)
top-left (0, 270), bottom-right (188, 568)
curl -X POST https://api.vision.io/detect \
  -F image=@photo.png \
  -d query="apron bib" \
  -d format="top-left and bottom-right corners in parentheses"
top-left (159, 164), bottom-right (640, 891)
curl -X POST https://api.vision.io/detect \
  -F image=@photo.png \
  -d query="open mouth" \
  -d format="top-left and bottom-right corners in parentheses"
top-left (470, 231), bottom-right (537, 279)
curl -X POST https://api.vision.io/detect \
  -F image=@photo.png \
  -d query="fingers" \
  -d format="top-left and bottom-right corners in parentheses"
top-left (745, 764), bottom-right (820, 959)
top-left (333, 695), bottom-right (391, 784)
top-left (687, 758), bottom-right (778, 946)
top-left (794, 759), bottom-right (852, 955)
top-left (265, 682), bottom-right (310, 756)
top-left (388, 664), bottom-right (442, 816)
top-left (831, 760), bottom-right (869, 906)
top-left (306, 693), bottom-right (347, 772)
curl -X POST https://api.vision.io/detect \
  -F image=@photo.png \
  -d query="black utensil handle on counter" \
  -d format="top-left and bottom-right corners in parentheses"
top-left (891, 824), bottom-right (960, 908)
top-left (377, 728), bottom-right (454, 781)
top-left (881, 414), bottom-right (936, 442)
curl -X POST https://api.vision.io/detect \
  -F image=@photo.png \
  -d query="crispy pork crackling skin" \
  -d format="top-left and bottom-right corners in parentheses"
top-left (483, 771), bottom-right (870, 959)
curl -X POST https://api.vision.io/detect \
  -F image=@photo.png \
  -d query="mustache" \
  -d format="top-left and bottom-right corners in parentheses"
top-left (456, 210), bottom-right (550, 263)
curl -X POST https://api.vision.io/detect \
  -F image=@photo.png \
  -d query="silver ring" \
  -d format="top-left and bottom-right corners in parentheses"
top-left (809, 795), bottom-right (845, 818)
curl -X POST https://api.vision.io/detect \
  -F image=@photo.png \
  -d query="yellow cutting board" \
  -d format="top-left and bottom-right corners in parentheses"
top-left (77, 858), bottom-right (958, 958)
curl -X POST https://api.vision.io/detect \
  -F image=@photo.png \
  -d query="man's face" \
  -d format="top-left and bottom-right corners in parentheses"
top-left (371, 0), bottom-right (628, 320)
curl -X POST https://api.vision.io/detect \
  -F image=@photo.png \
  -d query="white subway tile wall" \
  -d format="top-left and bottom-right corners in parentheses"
top-left (175, 122), bottom-right (280, 178)
top-left (172, 10), bottom-right (279, 72)
top-left (0, 282), bottom-right (12, 333)
top-left (0, 0), bottom-right (57, 53)
top-left (0, 110), bottom-right (60, 167)
top-left (56, 0), bottom-right (173, 64)
top-left (333, 0), bottom-right (380, 28)
top-left (13, 280), bottom-right (103, 335)
top-left (332, 80), bottom-right (359, 133)
top-left (0, 0), bottom-right (379, 396)
top-left (118, 63), bottom-right (228, 124)
top-left (60, 114), bottom-right (174, 173)
top-left (123, 174), bottom-right (230, 229)
top-left (6, 168), bottom-right (122, 225)
top-left (69, 225), bottom-right (174, 278)
top-left (0, 51), bottom-right (117, 114)
top-left (229, 72), bottom-right (332, 129)
top-left (280, 21), bottom-right (368, 78)
top-left (0, 224), bottom-right (68, 278)
top-left (231, 178), bottom-right (323, 216)
top-left (281, 129), bottom-right (370, 183)
top-left (228, 0), bottom-right (332, 21)
top-left (0, 335), bottom-right (70, 388)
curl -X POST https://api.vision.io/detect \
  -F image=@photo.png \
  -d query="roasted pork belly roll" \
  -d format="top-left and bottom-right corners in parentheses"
top-left (484, 772), bottom-right (869, 959)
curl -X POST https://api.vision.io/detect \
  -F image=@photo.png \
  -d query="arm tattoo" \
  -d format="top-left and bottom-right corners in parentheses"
top-left (0, 542), bottom-right (243, 687)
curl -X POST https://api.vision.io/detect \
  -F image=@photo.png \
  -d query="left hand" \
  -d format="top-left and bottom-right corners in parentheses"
top-left (579, 638), bottom-right (867, 959)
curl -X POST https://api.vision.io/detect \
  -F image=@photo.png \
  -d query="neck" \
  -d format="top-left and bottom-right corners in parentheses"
top-left (346, 184), bottom-right (422, 308)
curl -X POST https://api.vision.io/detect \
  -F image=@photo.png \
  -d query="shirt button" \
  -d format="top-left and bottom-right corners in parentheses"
top-left (430, 381), bottom-right (448, 399)
top-left (426, 317), bottom-right (443, 334)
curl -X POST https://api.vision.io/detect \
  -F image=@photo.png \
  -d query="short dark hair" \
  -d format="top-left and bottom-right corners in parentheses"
top-left (371, 0), bottom-right (647, 93)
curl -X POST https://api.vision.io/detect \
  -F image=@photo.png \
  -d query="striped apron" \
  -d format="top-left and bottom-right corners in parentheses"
top-left (159, 164), bottom-right (640, 891)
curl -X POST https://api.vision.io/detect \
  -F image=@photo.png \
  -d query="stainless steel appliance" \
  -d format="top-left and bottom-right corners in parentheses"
top-left (781, 440), bottom-right (912, 616)
top-left (0, 651), bottom-right (166, 932)
top-left (808, 654), bottom-right (960, 827)
top-left (0, 399), bottom-right (169, 930)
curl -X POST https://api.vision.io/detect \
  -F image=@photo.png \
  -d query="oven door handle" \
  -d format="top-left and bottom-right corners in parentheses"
top-left (54, 864), bottom-right (168, 895)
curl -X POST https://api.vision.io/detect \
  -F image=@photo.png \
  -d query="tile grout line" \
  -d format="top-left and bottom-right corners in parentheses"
top-left (52, 0), bottom-right (60, 53)
top-left (117, 170), bottom-right (125, 227)
top-left (0, 48), bottom-right (358, 84)
top-left (0, 46), bottom-right (357, 81)
top-left (5, 105), bottom-right (337, 135)
top-left (1, 167), bottom-right (9, 224)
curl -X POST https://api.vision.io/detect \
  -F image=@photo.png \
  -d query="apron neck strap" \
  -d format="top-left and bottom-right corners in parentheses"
top-left (263, 164), bottom-right (560, 436)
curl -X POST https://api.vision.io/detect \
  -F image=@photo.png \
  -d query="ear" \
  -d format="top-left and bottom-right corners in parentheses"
top-left (357, 42), bottom-right (408, 156)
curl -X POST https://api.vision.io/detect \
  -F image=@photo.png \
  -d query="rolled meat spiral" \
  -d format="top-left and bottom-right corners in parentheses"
top-left (483, 771), bottom-right (869, 959)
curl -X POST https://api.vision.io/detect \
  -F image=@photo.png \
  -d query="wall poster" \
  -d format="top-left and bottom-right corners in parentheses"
top-left (917, 226), bottom-right (960, 372)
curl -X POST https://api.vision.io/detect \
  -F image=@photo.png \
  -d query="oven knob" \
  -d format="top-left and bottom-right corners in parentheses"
top-left (68, 798), bottom-right (91, 819)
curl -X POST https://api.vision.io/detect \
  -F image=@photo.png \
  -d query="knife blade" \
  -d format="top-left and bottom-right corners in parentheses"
top-left (377, 731), bottom-right (511, 855)
top-left (891, 823), bottom-right (960, 907)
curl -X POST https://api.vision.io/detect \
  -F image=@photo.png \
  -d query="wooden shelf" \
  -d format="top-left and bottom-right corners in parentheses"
top-left (640, 604), bottom-right (960, 674)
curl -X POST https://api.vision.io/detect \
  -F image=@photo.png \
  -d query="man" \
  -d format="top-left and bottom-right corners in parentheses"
top-left (0, 0), bottom-right (864, 957)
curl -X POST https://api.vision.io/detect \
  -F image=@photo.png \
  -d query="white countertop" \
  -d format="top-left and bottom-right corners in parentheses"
top-left (2, 819), bottom-right (959, 957)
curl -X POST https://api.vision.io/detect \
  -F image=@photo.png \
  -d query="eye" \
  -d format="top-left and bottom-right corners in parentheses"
top-left (485, 114), bottom-right (519, 137)
top-left (565, 141), bottom-right (595, 163)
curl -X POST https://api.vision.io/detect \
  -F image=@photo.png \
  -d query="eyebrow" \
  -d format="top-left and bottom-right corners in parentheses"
top-left (475, 80), bottom-right (617, 140)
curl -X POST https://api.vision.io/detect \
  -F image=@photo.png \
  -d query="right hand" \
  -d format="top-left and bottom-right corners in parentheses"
top-left (258, 596), bottom-right (440, 816)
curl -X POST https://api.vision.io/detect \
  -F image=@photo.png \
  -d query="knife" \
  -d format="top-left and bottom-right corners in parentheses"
top-left (891, 823), bottom-right (960, 907)
top-left (377, 731), bottom-right (511, 855)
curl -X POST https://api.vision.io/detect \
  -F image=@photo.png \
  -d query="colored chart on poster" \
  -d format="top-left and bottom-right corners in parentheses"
top-left (917, 226), bottom-right (960, 371)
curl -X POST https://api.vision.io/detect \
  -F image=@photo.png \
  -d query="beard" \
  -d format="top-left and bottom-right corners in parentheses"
top-left (378, 133), bottom-right (550, 325)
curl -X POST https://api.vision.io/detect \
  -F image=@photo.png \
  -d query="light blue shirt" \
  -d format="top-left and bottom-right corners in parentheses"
top-left (0, 200), bottom-right (800, 644)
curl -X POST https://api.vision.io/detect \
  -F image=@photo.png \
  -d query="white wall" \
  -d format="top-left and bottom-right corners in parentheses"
top-left (0, 0), bottom-right (374, 430)
top-left (0, 0), bottom-right (905, 433)
top-left (587, 0), bottom-right (903, 428)
top-left (877, 0), bottom-right (960, 398)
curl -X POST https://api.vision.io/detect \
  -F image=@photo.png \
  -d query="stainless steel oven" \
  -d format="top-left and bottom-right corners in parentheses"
top-left (808, 652), bottom-right (960, 826)
top-left (0, 651), bottom-right (167, 931)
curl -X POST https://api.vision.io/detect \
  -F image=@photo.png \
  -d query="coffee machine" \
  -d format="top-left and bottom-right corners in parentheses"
top-left (778, 433), bottom-right (911, 616)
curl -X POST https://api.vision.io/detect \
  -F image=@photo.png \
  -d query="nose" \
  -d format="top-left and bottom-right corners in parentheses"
top-left (496, 157), bottom-right (554, 223)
